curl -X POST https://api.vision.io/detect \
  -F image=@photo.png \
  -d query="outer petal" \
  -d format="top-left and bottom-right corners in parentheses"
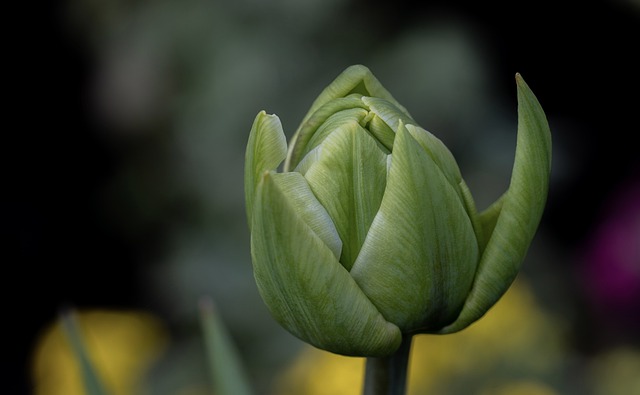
top-left (404, 125), bottom-right (464, 196)
top-left (351, 123), bottom-right (479, 333)
top-left (251, 171), bottom-right (401, 357)
top-left (304, 122), bottom-right (388, 270)
top-left (244, 111), bottom-right (287, 227)
top-left (270, 172), bottom-right (342, 259)
top-left (406, 125), bottom-right (484, 250)
top-left (440, 74), bottom-right (552, 333)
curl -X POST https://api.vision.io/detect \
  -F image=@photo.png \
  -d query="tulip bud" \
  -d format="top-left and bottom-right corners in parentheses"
top-left (245, 65), bottom-right (551, 357)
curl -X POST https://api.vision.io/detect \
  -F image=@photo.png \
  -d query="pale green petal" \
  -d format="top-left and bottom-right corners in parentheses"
top-left (440, 74), bottom-right (552, 334)
top-left (305, 107), bottom-right (370, 158)
top-left (285, 97), bottom-right (366, 171)
top-left (244, 111), bottom-right (287, 227)
top-left (458, 179), bottom-right (483, 251)
top-left (301, 65), bottom-right (411, 126)
top-left (351, 123), bottom-right (478, 333)
top-left (477, 193), bottom-right (505, 251)
top-left (304, 123), bottom-right (388, 270)
top-left (271, 172), bottom-right (342, 259)
top-left (365, 114), bottom-right (395, 153)
top-left (405, 125), bottom-right (483, 250)
top-left (286, 65), bottom-right (412, 171)
top-left (407, 125), bottom-right (486, 251)
top-left (292, 145), bottom-right (322, 175)
top-left (361, 96), bottom-right (418, 152)
top-left (404, 125), bottom-right (462, 188)
top-left (251, 172), bottom-right (401, 357)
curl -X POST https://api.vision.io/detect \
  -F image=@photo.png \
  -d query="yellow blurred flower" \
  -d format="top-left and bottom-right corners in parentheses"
top-left (32, 310), bottom-right (168, 395)
top-left (477, 381), bottom-right (559, 395)
top-left (274, 347), bottom-right (365, 395)
top-left (273, 277), bottom-right (564, 395)
top-left (589, 347), bottom-right (640, 395)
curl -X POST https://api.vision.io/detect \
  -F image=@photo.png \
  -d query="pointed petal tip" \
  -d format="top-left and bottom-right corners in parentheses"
top-left (515, 73), bottom-right (530, 90)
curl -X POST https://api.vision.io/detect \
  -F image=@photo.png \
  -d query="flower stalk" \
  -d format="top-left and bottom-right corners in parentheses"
top-left (363, 335), bottom-right (413, 395)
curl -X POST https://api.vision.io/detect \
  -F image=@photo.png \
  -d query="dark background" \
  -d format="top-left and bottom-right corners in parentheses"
top-left (8, 1), bottom-right (639, 393)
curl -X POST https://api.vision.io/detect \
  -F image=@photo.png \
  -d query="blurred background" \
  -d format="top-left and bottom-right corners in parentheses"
top-left (7, 0), bottom-right (640, 394)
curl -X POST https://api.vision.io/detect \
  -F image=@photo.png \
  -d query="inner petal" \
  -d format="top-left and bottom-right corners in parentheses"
top-left (304, 122), bottom-right (388, 270)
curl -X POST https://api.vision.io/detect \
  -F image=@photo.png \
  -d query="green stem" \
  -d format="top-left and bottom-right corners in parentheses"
top-left (362, 335), bottom-right (413, 395)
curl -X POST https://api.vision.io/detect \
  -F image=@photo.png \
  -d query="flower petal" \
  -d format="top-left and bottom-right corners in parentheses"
top-left (286, 65), bottom-right (412, 170)
top-left (244, 111), bottom-right (287, 227)
top-left (404, 125), bottom-right (462, 188)
top-left (362, 96), bottom-right (416, 151)
top-left (404, 126), bottom-right (484, 250)
top-left (251, 172), bottom-right (401, 356)
top-left (285, 97), bottom-right (367, 171)
top-left (440, 74), bottom-right (552, 334)
top-left (304, 122), bottom-right (388, 270)
top-left (351, 123), bottom-right (479, 333)
top-left (300, 65), bottom-right (411, 126)
top-left (271, 172), bottom-right (342, 259)
top-left (305, 107), bottom-right (370, 160)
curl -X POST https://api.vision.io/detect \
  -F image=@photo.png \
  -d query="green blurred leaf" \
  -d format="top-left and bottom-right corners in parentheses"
top-left (60, 310), bottom-right (111, 395)
top-left (200, 298), bottom-right (254, 395)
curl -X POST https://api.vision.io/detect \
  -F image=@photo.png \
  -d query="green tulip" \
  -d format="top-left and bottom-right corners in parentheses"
top-left (244, 65), bottom-right (551, 357)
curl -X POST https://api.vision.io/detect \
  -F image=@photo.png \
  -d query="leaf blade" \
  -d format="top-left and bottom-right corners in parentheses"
top-left (60, 310), bottom-right (111, 395)
top-left (200, 298), bottom-right (254, 395)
